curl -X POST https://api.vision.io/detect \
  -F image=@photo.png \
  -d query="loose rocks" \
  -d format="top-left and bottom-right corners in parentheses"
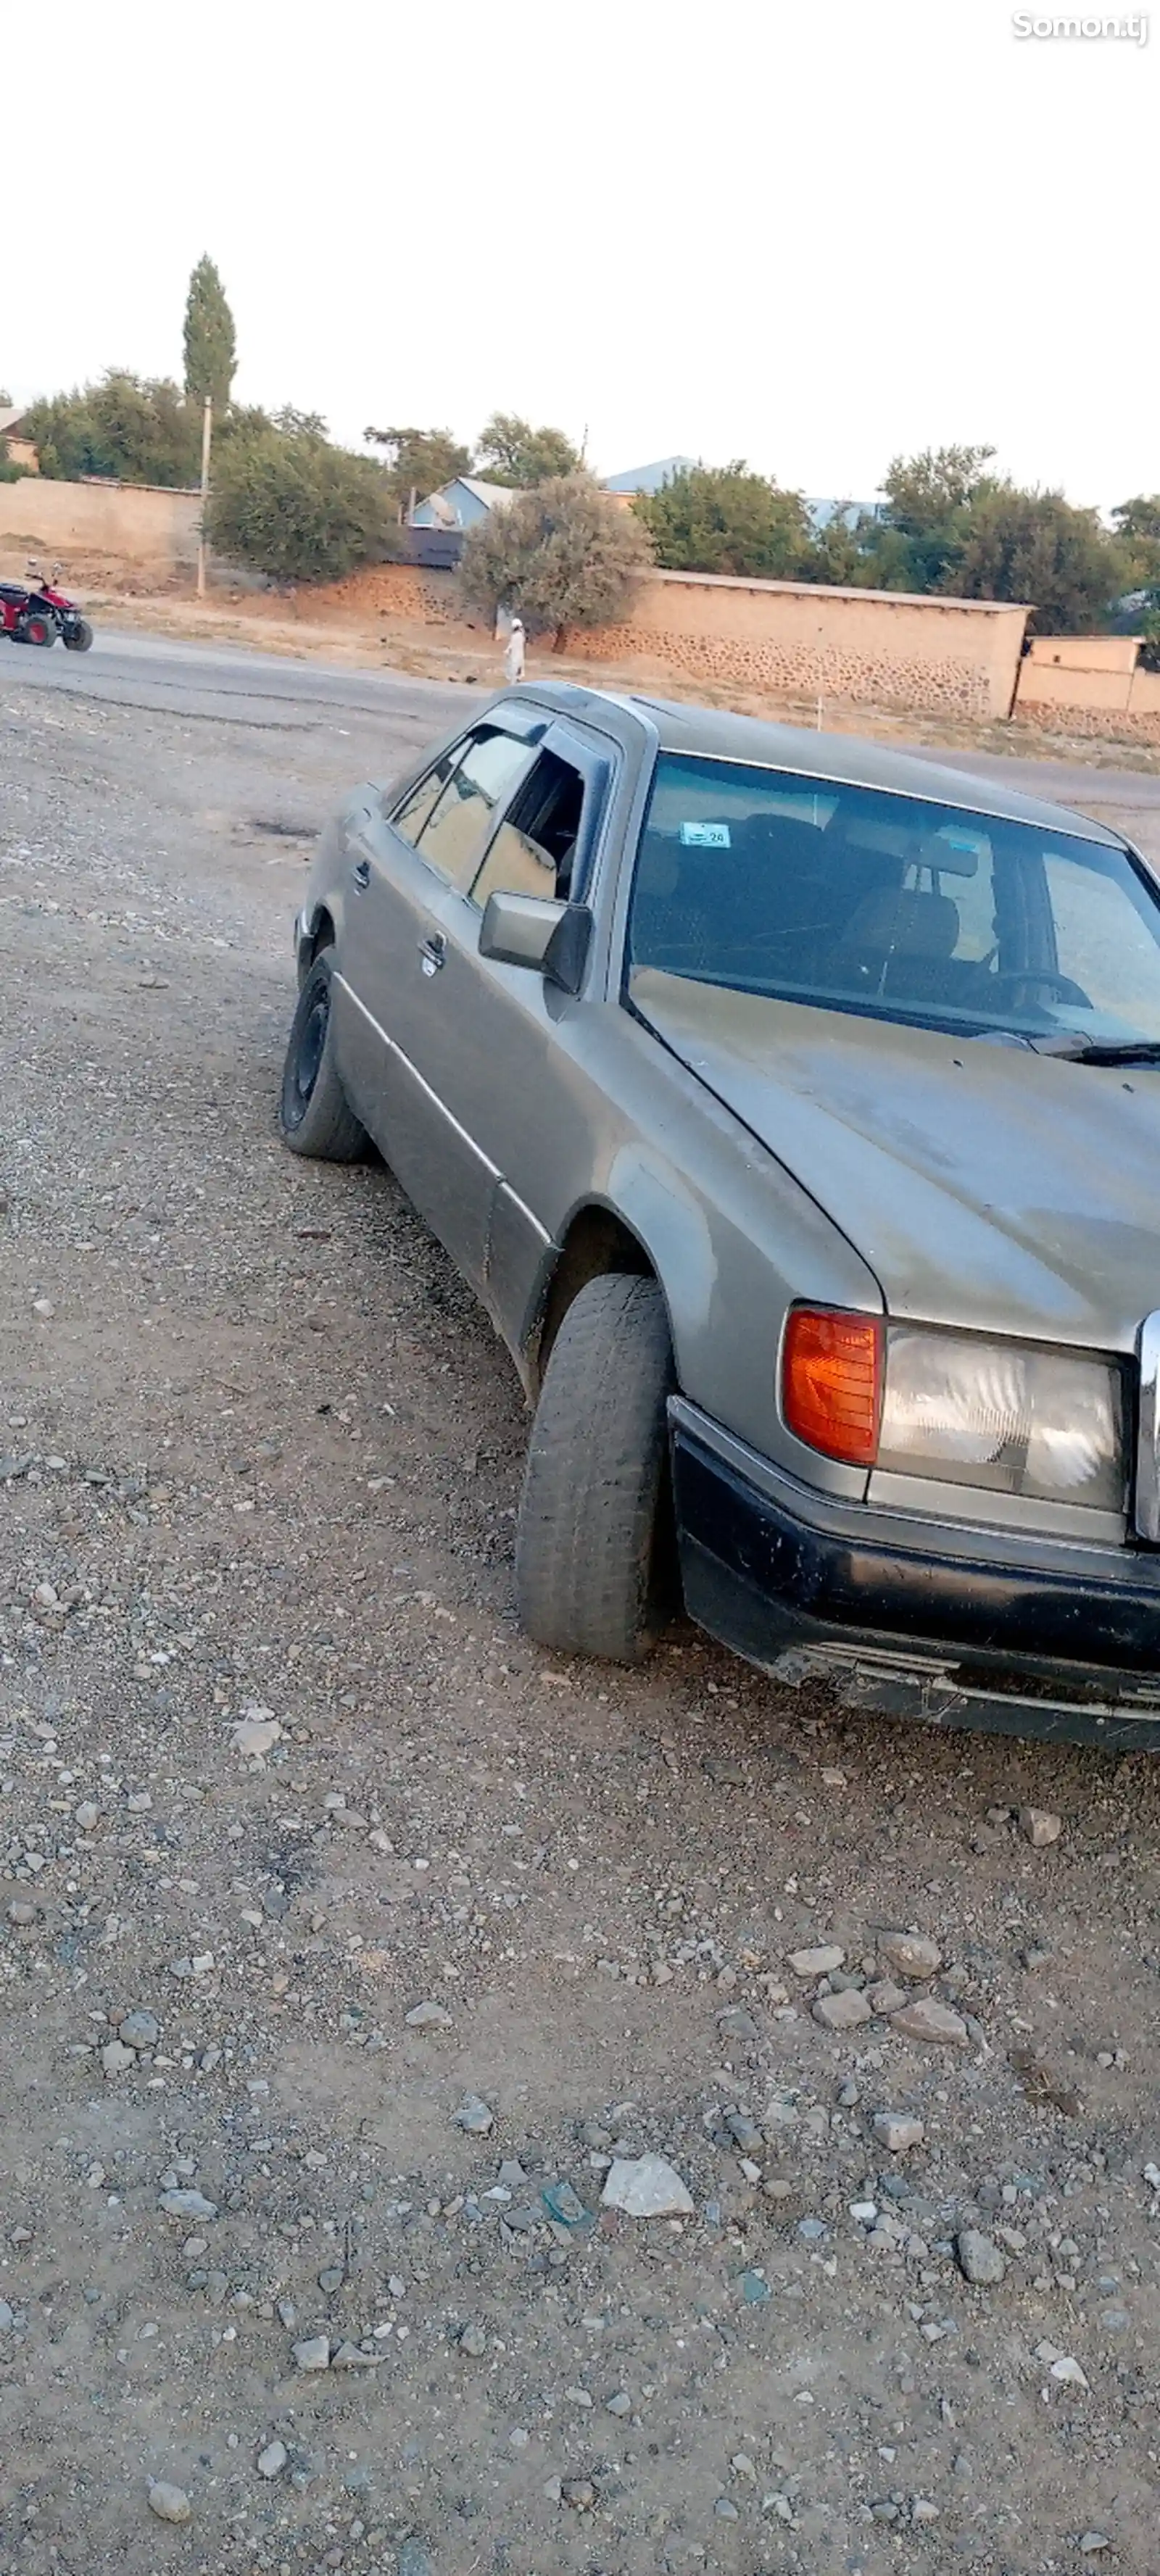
top-left (789, 1944), bottom-right (845, 1977)
top-left (119, 2010), bottom-right (160, 2050)
top-left (874, 2111), bottom-right (925, 2153)
top-left (956, 2229), bottom-right (1006, 2286)
top-left (292, 2335), bottom-right (331, 2371)
top-left (602, 2154), bottom-right (695, 2218)
top-left (257, 2440), bottom-right (288, 2479)
top-left (147, 2482), bottom-right (192, 2525)
top-left (453, 2093), bottom-right (494, 2135)
top-left (1019, 1806), bottom-right (1063, 1848)
top-left (890, 1999), bottom-right (969, 2047)
top-left (878, 1932), bottom-right (942, 1980)
top-left (813, 1988), bottom-right (872, 2031)
top-left (160, 2189), bottom-right (218, 2222)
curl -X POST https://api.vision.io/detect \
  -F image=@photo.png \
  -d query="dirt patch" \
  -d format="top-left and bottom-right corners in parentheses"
top-left (1, 672), bottom-right (1159, 2574)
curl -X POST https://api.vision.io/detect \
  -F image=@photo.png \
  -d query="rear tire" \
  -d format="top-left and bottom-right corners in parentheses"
top-left (516, 1273), bottom-right (676, 1663)
top-left (278, 950), bottom-right (367, 1162)
top-left (63, 619), bottom-right (94, 652)
top-left (22, 614), bottom-right (55, 648)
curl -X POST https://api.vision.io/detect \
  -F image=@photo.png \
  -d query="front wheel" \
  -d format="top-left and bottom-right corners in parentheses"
top-left (20, 614), bottom-right (55, 648)
top-left (278, 950), bottom-right (368, 1161)
top-left (63, 619), bottom-right (94, 652)
top-left (516, 1274), bottom-right (676, 1663)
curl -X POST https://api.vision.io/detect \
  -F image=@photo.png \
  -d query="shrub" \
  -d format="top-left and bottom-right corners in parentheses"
top-left (457, 473), bottom-right (652, 640)
top-left (207, 425), bottom-right (402, 584)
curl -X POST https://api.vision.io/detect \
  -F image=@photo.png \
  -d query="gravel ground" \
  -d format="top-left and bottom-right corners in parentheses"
top-left (1, 668), bottom-right (1159, 2576)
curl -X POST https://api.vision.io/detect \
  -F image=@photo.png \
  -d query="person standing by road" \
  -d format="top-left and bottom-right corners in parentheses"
top-left (503, 615), bottom-right (526, 685)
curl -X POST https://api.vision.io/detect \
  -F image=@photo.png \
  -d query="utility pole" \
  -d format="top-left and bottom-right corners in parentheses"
top-left (196, 395), bottom-right (213, 599)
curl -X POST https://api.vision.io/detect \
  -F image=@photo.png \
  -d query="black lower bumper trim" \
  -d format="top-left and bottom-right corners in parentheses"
top-left (671, 1426), bottom-right (1160, 1748)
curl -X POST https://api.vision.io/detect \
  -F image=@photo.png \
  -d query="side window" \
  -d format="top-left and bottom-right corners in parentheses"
top-left (389, 744), bottom-right (465, 849)
top-left (468, 748), bottom-right (587, 909)
top-left (413, 729), bottom-right (536, 892)
top-left (1043, 846), bottom-right (1160, 1021)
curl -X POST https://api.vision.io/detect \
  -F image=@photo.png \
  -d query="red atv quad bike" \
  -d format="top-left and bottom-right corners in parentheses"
top-left (0, 562), bottom-right (94, 652)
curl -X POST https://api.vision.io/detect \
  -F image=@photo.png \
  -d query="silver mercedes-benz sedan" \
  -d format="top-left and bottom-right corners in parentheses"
top-left (281, 683), bottom-right (1160, 1750)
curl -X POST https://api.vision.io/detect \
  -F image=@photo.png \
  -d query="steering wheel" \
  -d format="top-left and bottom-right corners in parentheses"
top-left (989, 968), bottom-right (1093, 1009)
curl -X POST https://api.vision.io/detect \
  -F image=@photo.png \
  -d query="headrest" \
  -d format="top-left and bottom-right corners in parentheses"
top-left (842, 887), bottom-right (960, 959)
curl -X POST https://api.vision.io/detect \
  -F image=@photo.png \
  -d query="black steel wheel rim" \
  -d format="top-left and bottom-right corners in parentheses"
top-left (286, 981), bottom-right (328, 1126)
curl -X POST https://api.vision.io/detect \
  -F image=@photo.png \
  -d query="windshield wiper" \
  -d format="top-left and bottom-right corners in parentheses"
top-left (968, 1030), bottom-right (1160, 1063)
top-left (1027, 1035), bottom-right (1160, 1065)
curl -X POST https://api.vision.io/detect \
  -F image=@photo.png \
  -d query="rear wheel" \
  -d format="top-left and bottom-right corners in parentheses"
top-left (63, 618), bottom-right (94, 652)
top-left (278, 950), bottom-right (367, 1161)
top-left (21, 614), bottom-right (55, 647)
top-left (516, 1273), bottom-right (676, 1663)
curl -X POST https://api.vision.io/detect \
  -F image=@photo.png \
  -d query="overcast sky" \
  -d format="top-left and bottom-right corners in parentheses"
top-left (5, 1), bottom-right (1156, 512)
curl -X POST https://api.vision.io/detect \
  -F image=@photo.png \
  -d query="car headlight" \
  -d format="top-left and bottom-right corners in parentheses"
top-left (782, 1309), bottom-right (1124, 1510)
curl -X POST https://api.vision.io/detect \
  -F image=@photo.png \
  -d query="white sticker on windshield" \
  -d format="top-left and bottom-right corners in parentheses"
top-left (680, 820), bottom-right (731, 848)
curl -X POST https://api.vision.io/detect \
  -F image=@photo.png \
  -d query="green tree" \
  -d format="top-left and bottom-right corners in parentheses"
top-left (879, 443), bottom-right (997, 590)
top-left (22, 373), bottom-right (202, 485)
top-left (951, 486), bottom-right (1127, 633)
top-left (1111, 493), bottom-right (1160, 589)
top-left (457, 473), bottom-right (652, 641)
top-left (0, 390), bottom-right (25, 481)
top-left (271, 405), bottom-right (329, 439)
top-left (183, 256), bottom-right (237, 417)
top-left (475, 412), bottom-right (581, 488)
top-left (207, 423), bottom-right (402, 583)
top-left (634, 462), bottom-right (811, 579)
top-left (362, 424), bottom-right (473, 510)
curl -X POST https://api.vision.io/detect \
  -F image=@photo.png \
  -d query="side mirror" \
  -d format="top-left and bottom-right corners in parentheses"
top-left (478, 889), bottom-right (592, 994)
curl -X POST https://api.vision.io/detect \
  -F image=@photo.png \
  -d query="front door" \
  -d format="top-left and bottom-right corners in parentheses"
top-left (392, 723), bottom-right (615, 1337)
top-left (344, 722), bottom-right (541, 1291)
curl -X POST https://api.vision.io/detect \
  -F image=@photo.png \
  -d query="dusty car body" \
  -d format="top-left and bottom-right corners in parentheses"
top-left (283, 683), bottom-right (1160, 1748)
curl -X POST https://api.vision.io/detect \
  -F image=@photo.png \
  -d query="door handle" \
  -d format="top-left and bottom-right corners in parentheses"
top-left (351, 857), bottom-right (371, 891)
top-left (419, 933), bottom-right (446, 977)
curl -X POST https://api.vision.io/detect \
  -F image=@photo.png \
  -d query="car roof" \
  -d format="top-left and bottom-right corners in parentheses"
top-left (508, 681), bottom-right (1126, 849)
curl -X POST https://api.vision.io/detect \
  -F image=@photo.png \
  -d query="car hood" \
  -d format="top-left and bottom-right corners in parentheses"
top-left (632, 969), bottom-right (1160, 1352)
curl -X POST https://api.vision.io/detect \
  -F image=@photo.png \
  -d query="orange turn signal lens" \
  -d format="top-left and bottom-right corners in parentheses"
top-left (782, 1308), bottom-right (883, 1466)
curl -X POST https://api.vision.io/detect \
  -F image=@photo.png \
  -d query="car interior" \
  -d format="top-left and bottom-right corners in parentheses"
top-left (471, 749), bottom-right (587, 908)
top-left (628, 799), bottom-right (1090, 1020)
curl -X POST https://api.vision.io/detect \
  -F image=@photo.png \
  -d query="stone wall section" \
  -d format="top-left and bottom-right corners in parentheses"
top-left (563, 621), bottom-right (995, 718)
top-left (1012, 699), bottom-right (1160, 748)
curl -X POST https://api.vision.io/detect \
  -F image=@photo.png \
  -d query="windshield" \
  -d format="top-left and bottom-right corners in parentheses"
top-left (625, 752), bottom-right (1160, 1047)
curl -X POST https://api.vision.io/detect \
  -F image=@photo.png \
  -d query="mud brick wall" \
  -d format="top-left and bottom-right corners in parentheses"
top-left (1013, 699), bottom-right (1160, 748)
top-left (566, 574), bottom-right (1027, 721)
top-left (567, 620), bottom-right (995, 718)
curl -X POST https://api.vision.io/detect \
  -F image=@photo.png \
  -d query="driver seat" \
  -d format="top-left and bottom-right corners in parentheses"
top-left (833, 884), bottom-right (961, 1000)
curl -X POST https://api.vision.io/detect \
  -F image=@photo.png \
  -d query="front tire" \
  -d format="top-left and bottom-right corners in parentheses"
top-left (278, 950), bottom-right (367, 1161)
top-left (516, 1273), bottom-right (676, 1663)
top-left (21, 614), bottom-right (55, 647)
top-left (63, 619), bottom-right (94, 652)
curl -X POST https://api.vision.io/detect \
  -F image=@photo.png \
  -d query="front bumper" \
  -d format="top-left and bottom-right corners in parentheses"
top-left (670, 1400), bottom-right (1160, 1748)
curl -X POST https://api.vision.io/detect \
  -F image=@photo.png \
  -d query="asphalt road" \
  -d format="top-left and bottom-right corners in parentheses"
top-left (0, 626), bottom-right (470, 740)
top-left (7, 623), bottom-right (1160, 861)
